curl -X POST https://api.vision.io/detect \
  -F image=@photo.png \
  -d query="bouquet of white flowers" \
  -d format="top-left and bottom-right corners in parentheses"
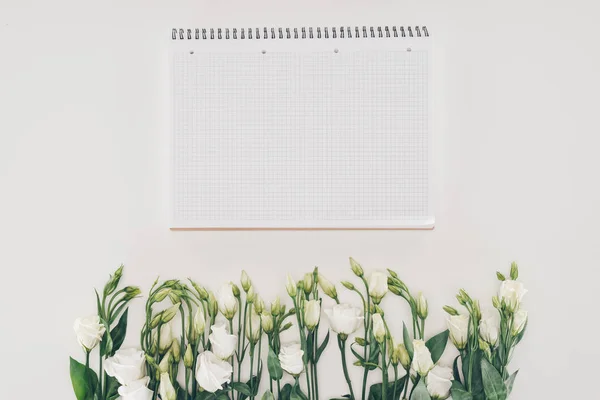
top-left (69, 260), bottom-right (527, 400)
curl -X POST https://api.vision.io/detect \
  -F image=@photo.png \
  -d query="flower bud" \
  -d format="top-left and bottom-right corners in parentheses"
top-left (303, 273), bottom-right (314, 295)
top-left (355, 337), bottom-right (366, 346)
top-left (254, 295), bottom-right (265, 314)
top-left (281, 322), bottom-right (293, 332)
top-left (145, 354), bottom-right (157, 367)
top-left (387, 268), bottom-right (398, 279)
top-left (193, 307), bottom-right (206, 338)
top-left (171, 339), bottom-right (181, 362)
top-left (231, 283), bottom-right (241, 298)
top-left (123, 287), bottom-right (142, 301)
top-left (511, 309), bottom-right (528, 336)
top-left (368, 272), bottom-right (389, 304)
top-left (183, 345), bottom-right (193, 368)
top-left (318, 273), bottom-right (338, 300)
top-left (103, 265), bottom-right (124, 297)
top-left (388, 285), bottom-right (402, 296)
top-left (443, 305), bottom-right (459, 316)
top-left (246, 286), bottom-right (256, 304)
top-left (374, 305), bottom-right (385, 316)
top-left (304, 300), bottom-right (321, 331)
top-left (154, 288), bottom-right (171, 302)
top-left (492, 296), bottom-right (501, 309)
top-left (349, 257), bottom-right (364, 277)
top-left (150, 313), bottom-right (162, 329)
top-left (149, 338), bottom-right (158, 355)
top-left (261, 312), bottom-right (274, 334)
top-left (510, 262), bottom-right (519, 280)
top-left (189, 280), bottom-right (209, 300)
top-left (163, 279), bottom-right (179, 288)
top-left (207, 292), bottom-right (219, 318)
top-left (397, 343), bottom-right (411, 370)
top-left (241, 270), bottom-right (252, 292)
top-left (159, 350), bottom-right (171, 373)
top-left (168, 290), bottom-right (181, 304)
top-left (271, 297), bottom-right (282, 316)
top-left (372, 313), bottom-right (386, 343)
top-left (341, 281), bottom-right (355, 290)
top-left (246, 308), bottom-right (262, 344)
top-left (415, 292), bottom-right (428, 319)
top-left (161, 303), bottom-right (180, 323)
top-left (479, 338), bottom-right (491, 360)
top-left (286, 274), bottom-right (297, 297)
top-left (496, 271), bottom-right (506, 281)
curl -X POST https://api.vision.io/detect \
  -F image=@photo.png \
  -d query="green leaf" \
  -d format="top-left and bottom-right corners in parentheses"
top-left (280, 384), bottom-right (292, 400)
top-left (316, 330), bottom-right (330, 363)
top-left (368, 341), bottom-right (380, 365)
top-left (425, 330), bottom-right (449, 364)
top-left (462, 351), bottom-right (485, 400)
top-left (69, 357), bottom-right (98, 400)
top-left (105, 375), bottom-right (120, 400)
top-left (403, 322), bottom-right (413, 359)
top-left (514, 321), bottom-right (528, 346)
top-left (450, 381), bottom-right (473, 400)
top-left (261, 391), bottom-right (275, 400)
top-left (409, 380), bottom-right (431, 400)
top-left (349, 343), bottom-right (365, 363)
top-left (177, 387), bottom-right (188, 400)
top-left (291, 381), bottom-right (308, 400)
top-left (481, 357), bottom-right (508, 400)
top-left (453, 356), bottom-right (462, 383)
top-left (232, 382), bottom-right (252, 396)
top-left (505, 370), bottom-right (519, 395)
top-left (367, 376), bottom-right (407, 400)
top-left (267, 346), bottom-right (283, 380)
top-left (109, 308), bottom-right (128, 356)
top-left (196, 391), bottom-right (216, 400)
top-left (99, 317), bottom-right (113, 357)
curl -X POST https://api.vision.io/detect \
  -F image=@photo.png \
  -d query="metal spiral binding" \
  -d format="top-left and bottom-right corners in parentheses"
top-left (172, 25), bottom-right (429, 40)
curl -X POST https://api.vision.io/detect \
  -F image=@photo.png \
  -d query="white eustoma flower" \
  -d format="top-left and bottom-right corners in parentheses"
top-left (245, 308), bottom-right (262, 343)
top-left (412, 340), bottom-right (434, 376)
top-left (512, 309), bottom-right (528, 336)
top-left (195, 351), bottom-right (233, 393)
top-left (368, 272), bottom-right (388, 303)
top-left (426, 365), bottom-right (453, 399)
top-left (159, 322), bottom-right (173, 353)
top-left (159, 372), bottom-right (177, 400)
top-left (279, 343), bottom-right (304, 376)
top-left (372, 313), bottom-right (386, 343)
top-left (73, 315), bottom-right (105, 351)
top-left (499, 280), bottom-right (527, 312)
top-left (117, 376), bottom-right (153, 400)
top-left (447, 314), bottom-right (470, 350)
top-left (324, 303), bottom-right (363, 337)
top-left (304, 300), bottom-right (321, 330)
top-left (217, 283), bottom-right (238, 319)
top-left (208, 322), bottom-right (237, 360)
top-left (104, 348), bottom-right (146, 386)
top-left (479, 309), bottom-right (500, 346)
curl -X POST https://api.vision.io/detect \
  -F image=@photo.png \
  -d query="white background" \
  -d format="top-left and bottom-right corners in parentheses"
top-left (1, 1), bottom-right (599, 399)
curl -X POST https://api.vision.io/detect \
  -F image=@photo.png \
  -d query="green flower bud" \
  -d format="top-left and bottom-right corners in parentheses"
top-left (168, 290), bottom-right (181, 304)
top-left (374, 305), bottom-right (384, 316)
top-left (261, 312), bottom-right (274, 334)
top-left (183, 345), bottom-right (194, 369)
top-left (510, 262), bottom-right (519, 280)
top-left (171, 339), bottom-right (181, 362)
top-left (496, 271), bottom-right (506, 281)
top-left (389, 285), bottom-right (402, 296)
top-left (231, 283), bottom-right (241, 298)
top-left (285, 275), bottom-right (297, 297)
top-left (145, 354), bottom-right (157, 367)
top-left (354, 337), bottom-right (366, 346)
top-left (163, 279), bottom-right (179, 288)
top-left (161, 303), bottom-right (180, 324)
top-left (349, 257), bottom-right (364, 277)
top-left (387, 269), bottom-right (398, 279)
top-left (154, 288), bottom-right (171, 303)
top-left (189, 280), bottom-right (209, 300)
top-left (271, 297), bottom-right (281, 316)
top-left (241, 270), bottom-right (252, 292)
top-left (443, 305), bottom-right (459, 316)
top-left (207, 292), bottom-right (218, 318)
top-left (159, 350), bottom-right (171, 373)
top-left (246, 286), bottom-right (256, 304)
top-left (397, 343), bottom-right (411, 370)
top-left (150, 312), bottom-right (162, 329)
top-left (123, 286), bottom-right (142, 301)
top-left (103, 265), bottom-right (124, 297)
top-left (303, 273), bottom-right (314, 295)
top-left (492, 296), bottom-right (501, 309)
top-left (254, 295), bottom-right (265, 314)
top-left (415, 292), bottom-right (428, 319)
top-left (341, 281), bottom-right (355, 290)
top-left (281, 322), bottom-right (293, 332)
top-left (318, 273), bottom-right (338, 300)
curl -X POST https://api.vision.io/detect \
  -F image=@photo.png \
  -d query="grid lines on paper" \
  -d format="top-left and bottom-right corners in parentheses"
top-left (172, 48), bottom-right (429, 225)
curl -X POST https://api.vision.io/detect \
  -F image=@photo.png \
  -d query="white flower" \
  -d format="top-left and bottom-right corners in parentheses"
top-left (447, 314), bottom-right (469, 350)
top-left (426, 365), bottom-right (453, 399)
top-left (499, 280), bottom-right (527, 312)
top-left (159, 322), bottom-right (173, 353)
top-left (511, 309), bottom-right (528, 336)
top-left (73, 315), bottom-right (105, 351)
top-left (104, 348), bottom-right (146, 386)
top-left (304, 300), bottom-right (321, 331)
top-left (195, 351), bottom-right (233, 393)
top-left (368, 272), bottom-right (388, 303)
top-left (217, 283), bottom-right (238, 319)
top-left (159, 372), bottom-right (177, 400)
top-left (117, 377), bottom-right (153, 400)
top-left (372, 313), bottom-right (386, 343)
top-left (286, 274), bottom-right (297, 297)
top-left (412, 340), bottom-right (434, 376)
top-left (324, 304), bottom-right (363, 337)
top-left (209, 322), bottom-right (237, 360)
top-left (245, 308), bottom-right (262, 343)
top-left (279, 343), bottom-right (304, 376)
top-left (479, 309), bottom-right (500, 346)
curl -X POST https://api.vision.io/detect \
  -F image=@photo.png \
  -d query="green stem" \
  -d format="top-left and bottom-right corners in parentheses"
top-left (360, 278), bottom-right (371, 400)
top-left (229, 318), bottom-right (236, 400)
top-left (98, 353), bottom-right (104, 400)
top-left (313, 327), bottom-right (319, 400)
top-left (380, 342), bottom-right (388, 400)
top-left (338, 337), bottom-right (355, 400)
top-left (420, 318), bottom-right (426, 340)
top-left (277, 379), bottom-right (282, 400)
top-left (152, 326), bottom-right (162, 400)
top-left (392, 365), bottom-right (399, 400)
top-left (402, 367), bottom-right (410, 399)
top-left (249, 344), bottom-right (255, 400)
top-left (293, 297), bottom-right (311, 400)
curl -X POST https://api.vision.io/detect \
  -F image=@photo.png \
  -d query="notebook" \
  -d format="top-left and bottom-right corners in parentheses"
top-left (170, 26), bottom-right (433, 229)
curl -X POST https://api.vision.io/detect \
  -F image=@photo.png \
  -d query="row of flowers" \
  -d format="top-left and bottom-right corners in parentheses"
top-left (71, 259), bottom-right (528, 400)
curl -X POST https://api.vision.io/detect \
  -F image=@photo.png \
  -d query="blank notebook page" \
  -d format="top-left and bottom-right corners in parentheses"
top-left (171, 27), bottom-right (432, 229)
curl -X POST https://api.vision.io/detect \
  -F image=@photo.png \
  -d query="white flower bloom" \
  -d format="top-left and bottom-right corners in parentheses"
top-left (73, 315), bottom-right (105, 351)
top-left (479, 309), bottom-right (500, 346)
top-left (279, 343), bottom-right (304, 376)
top-left (512, 309), bottom-right (528, 336)
top-left (195, 351), bottom-right (233, 393)
top-left (368, 272), bottom-right (388, 303)
top-left (245, 308), bottom-right (262, 343)
top-left (117, 377), bottom-right (153, 400)
top-left (304, 300), bottom-right (321, 330)
top-left (372, 313), bottom-right (386, 343)
top-left (499, 280), bottom-right (527, 312)
top-left (324, 304), bottom-right (363, 337)
top-left (159, 322), bottom-right (173, 353)
top-left (208, 322), bottom-right (237, 360)
top-left (217, 283), bottom-right (238, 319)
top-left (426, 365), bottom-right (453, 399)
top-left (412, 340), bottom-right (434, 376)
top-left (104, 348), bottom-right (146, 386)
top-left (159, 372), bottom-right (177, 400)
top-left (447, 314), bottom-right (470, 350)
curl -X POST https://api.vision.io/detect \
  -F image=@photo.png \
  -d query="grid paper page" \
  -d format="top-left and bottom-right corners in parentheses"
top-left (171, 38), bottom-right (432, 228)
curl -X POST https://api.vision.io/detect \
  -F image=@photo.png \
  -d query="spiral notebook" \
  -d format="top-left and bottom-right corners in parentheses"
top-left (170, 26), bottom-right (433, 229)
